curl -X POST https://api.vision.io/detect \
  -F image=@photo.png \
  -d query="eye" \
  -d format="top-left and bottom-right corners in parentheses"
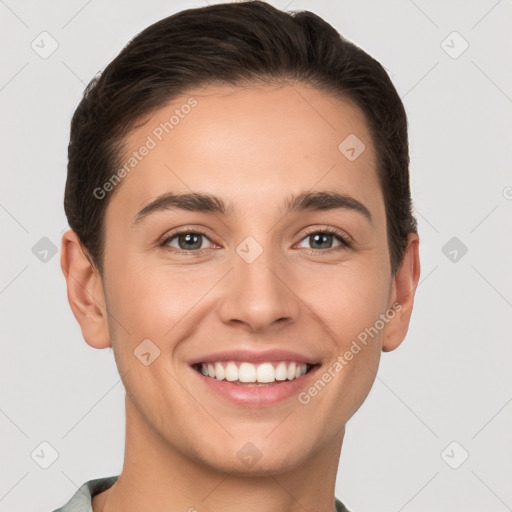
top-left (162, 231), bottom-right (214, 252)
top-left (160, 227), bottom-right (351, 255)
top-left (296, 228), bottom-right (350, 252)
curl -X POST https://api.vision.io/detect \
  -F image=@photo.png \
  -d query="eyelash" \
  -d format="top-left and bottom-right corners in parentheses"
top-left (160, 226), bottom-right (351, 256)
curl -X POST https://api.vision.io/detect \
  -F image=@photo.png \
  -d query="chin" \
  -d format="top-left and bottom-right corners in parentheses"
top-left (207, 455), bottom-right (303, 477)
top-left (190, 439), bottom-right (310, 477)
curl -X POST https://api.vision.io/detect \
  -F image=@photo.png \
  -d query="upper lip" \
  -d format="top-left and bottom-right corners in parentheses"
top-left (188, 349), bottom-right (318, 366)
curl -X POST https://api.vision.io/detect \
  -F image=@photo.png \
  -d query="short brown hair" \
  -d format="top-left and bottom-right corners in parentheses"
top-left (64, 0), bottom-right (417, 275)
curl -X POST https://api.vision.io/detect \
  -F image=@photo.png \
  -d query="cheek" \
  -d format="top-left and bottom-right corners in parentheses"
top-left (105, 264), bottom-right (194, 339)
top-left (308, 260), bottom-right (390, 343)
top-left (302, 257), bottom-right (390, 406)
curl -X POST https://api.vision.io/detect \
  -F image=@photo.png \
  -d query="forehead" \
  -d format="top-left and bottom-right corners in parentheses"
top-left (108, 82), bottom-right (383, 224)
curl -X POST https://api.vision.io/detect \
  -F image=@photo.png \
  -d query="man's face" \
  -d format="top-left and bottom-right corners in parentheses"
top-left (101, 83), bottom-right (395, 474)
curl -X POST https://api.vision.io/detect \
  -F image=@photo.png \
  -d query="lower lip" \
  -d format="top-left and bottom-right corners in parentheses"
top-left (193, 366), bottom-right (320, 407)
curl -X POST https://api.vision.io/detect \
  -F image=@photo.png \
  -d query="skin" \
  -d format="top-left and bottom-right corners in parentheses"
top-left (61, 82), bottom-right (420, 512)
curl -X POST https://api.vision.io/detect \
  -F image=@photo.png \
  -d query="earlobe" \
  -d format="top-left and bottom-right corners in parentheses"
top-left (60, 229), bottom-right (111, 349)
top-left (382, 232), bottom-right (421, 353)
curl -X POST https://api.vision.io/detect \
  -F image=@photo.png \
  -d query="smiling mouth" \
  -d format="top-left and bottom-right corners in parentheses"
top-left (192, 361), bottom-right (316, 386)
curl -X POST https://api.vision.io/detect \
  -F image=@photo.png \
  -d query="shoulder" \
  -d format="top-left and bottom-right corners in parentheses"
top-left (335, 497), bottom-right (353, 512)
top-left (50, 475), bottom-right (119, 512)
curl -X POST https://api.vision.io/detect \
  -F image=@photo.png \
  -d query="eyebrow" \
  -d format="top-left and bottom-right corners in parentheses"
top-left (133, 190), bottom-right (372, 225)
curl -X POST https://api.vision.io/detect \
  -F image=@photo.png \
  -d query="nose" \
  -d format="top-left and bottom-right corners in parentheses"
top-left (216, 243), bottom-right (300, 332)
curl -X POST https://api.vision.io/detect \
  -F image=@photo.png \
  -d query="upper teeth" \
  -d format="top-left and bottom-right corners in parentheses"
top-left (200, 361), bottom-right (309, 383)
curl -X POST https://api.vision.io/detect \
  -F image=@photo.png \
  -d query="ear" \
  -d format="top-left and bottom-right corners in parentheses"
top-left (60, 229), bottom-right (111, 349)
top-left (382, 232), bottom-right (420, 352)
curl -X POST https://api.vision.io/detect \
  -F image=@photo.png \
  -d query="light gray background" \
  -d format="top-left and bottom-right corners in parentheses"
top-left (1, 1), bottom-right (511, 511)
